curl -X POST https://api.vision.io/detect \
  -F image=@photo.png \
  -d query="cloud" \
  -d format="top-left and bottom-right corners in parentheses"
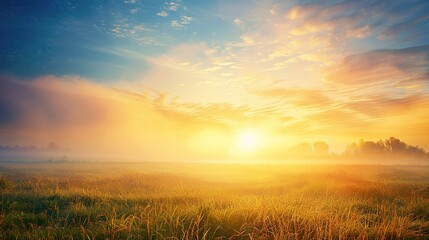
top-left (0, 75), bottom-right (320, 159)
top-left (285, 0), bottom-right (429, 44)
top-left (325, 45), bottom-right (429, 86)
top-left (2, 73), bottom-right (429, 158)
top-left (167, 2), bottom-right (180, 11)
top-left (248, 1), bottom-right (429, 89)
top-left (181, 15), bottom-right (193, 24)
top-left (233, 18), bottom-right (242, 26)
top-left (109, 0), bottom-right (192, 46)
top-left (269, 5), bottom-right (277, 15)
top-left (157, 11), bottom-right (168, 17)
top-left (304, 109), bottom-right (370, 136)
top-left (110, 23), bottom-right (148, 39)
top-left (159, 1), bottom-right (181, 14)
top-left (345, 25), bottom-right (372, 39)
top-left (101, 0), bottom-right (429, 153)
top-left (287, 4), bottom-right (322, 20)
top-left (344, 94), bottom-right (429, 118)
top-left (378, 14), bottom-right (429, 42)
top-left (171, 16), bottom-right (193, 29)
top-left (133, 43), bottom-right (241, 103)
top-left (0, 76), bottom-right (214, 160)
top-left (0, 79), bottom-right (104, 130)
top-left (288, 10), bottom-right (365, 37)
top-left (303, 98), bottom-right (428, 141)
top-left (254, 88), bottom-right (332, 108)
top-left (171, 20), bottom-right (181, 29)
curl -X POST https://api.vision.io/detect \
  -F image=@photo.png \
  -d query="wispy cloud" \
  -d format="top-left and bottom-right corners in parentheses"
top-left (171, 20), bottom-right (181, 29)
top-left (181, 15), bottom-right (193, 24)
top-left (110, 23), bottom-right (149, 39)
top-left (2, 71), bottom-right (429, 156)
top-left (254, 88), bottom-right (332, 108)
top-left (285, 0), bottom-right (429, 43)
top-left (325, 45), bottom-right (429, 86)
top-left (0, 76), bottom-right (232, 159)
top-left (166, 1), bottom-right (180, 11)
top-left (157, 11), bottom-right (168, 17)
top-left (171, 15), bottom-right (193, 29)
top-left (345, 94), bottom-right (428, 118)
top-left (233, 18), bottom-right (242, 26)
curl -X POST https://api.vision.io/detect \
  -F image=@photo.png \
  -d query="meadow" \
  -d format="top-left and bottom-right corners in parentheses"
top-left (0, 162), bottom-right (428, 239)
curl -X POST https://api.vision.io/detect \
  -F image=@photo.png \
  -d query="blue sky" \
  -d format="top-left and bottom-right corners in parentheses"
top-left (1, 0), bottom-right (429, 156)
top-left (1, 0), bottom-right (250, 79)
top-left (2, 0), bottom-right (427, 80)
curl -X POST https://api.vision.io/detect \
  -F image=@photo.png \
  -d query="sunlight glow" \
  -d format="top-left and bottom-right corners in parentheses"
top-left (237, 132), bottom-right (259, 150)
top-left (231, 131), bottom-right (263, 157)
top-left (1, 0), bottom-right (429, 160)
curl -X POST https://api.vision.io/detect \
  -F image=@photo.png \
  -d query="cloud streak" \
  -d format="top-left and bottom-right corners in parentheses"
top-left (0, 76), bottom-right (203, 160)
top-left (1, 73), bottom-right (429, 158)
top-left (325, 45), bottom-right (429, 86)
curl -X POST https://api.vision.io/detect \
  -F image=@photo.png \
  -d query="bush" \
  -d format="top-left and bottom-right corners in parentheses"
top-left (0, 177), bottom-right (11, 191)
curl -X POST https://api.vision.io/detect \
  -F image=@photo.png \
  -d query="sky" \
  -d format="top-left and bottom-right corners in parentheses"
top-left (1, 0), bottom-right (429, 160)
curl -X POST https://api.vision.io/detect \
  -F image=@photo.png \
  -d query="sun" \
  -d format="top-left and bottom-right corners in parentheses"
top-left (235, 131), bottom-right (261, 153)
top-left (237, 132), bottom-right (259, 150)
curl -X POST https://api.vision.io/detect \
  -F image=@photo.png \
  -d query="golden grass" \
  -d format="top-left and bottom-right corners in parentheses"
top-left (0, 162), bottom-right (428, 239)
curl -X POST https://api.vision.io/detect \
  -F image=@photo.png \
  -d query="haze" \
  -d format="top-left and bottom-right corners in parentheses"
top-left (1, 0), bottom-right (428, 161)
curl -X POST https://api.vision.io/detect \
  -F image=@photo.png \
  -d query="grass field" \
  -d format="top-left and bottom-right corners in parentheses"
top-left (0, 162), bottom-right (428, 239)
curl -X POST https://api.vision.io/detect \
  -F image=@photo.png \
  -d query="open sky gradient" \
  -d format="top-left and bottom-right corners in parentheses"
top-left (1, 0), bottom-right (428, 159)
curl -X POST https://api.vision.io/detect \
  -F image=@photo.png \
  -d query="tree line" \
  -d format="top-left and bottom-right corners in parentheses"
top-left (286, 137), bottom-right (428, 160)
top-left (343, 137), bottom-right (428, 159)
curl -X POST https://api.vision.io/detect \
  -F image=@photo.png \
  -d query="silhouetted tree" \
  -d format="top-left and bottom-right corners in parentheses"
top-left (47, 142), bottom-right (60, 152)
top-left (385, 137), bottom-right (407, 153)
top-left (344, 137), bottom-right (428, 160)
top-left (313, 141), bottom-right (329, 156)
top-left (360, 141), bottom-right (384, 154)
top-left (0, 145), bottom-right (37, 152)
top-left (344, 142), bottom-right (359, 155)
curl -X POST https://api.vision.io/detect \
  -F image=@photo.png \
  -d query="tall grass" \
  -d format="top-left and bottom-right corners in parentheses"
top-left (0, 163), bottom-right (428, 239)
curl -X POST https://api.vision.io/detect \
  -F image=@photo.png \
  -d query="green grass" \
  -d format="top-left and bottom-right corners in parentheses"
top-left (0, 163), bottom-right (428, 239)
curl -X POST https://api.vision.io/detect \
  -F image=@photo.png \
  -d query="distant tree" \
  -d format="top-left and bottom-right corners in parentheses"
top-left (0, 145), bottom-right (37, 152)
top-left (385, 137), bottom-right (407, 153)
top-left (0, 177), bottom-right (10, 192)
top-left (47, 142), bottom-right (60, 152)
top-left (313, 141), bottom-right (329, 156)
top-left (344, 142), bottom-right (359, 155)
top-left (343, 137), bottom-right (428, 160)
top-left (360, 141), bottom-right (385, 155)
